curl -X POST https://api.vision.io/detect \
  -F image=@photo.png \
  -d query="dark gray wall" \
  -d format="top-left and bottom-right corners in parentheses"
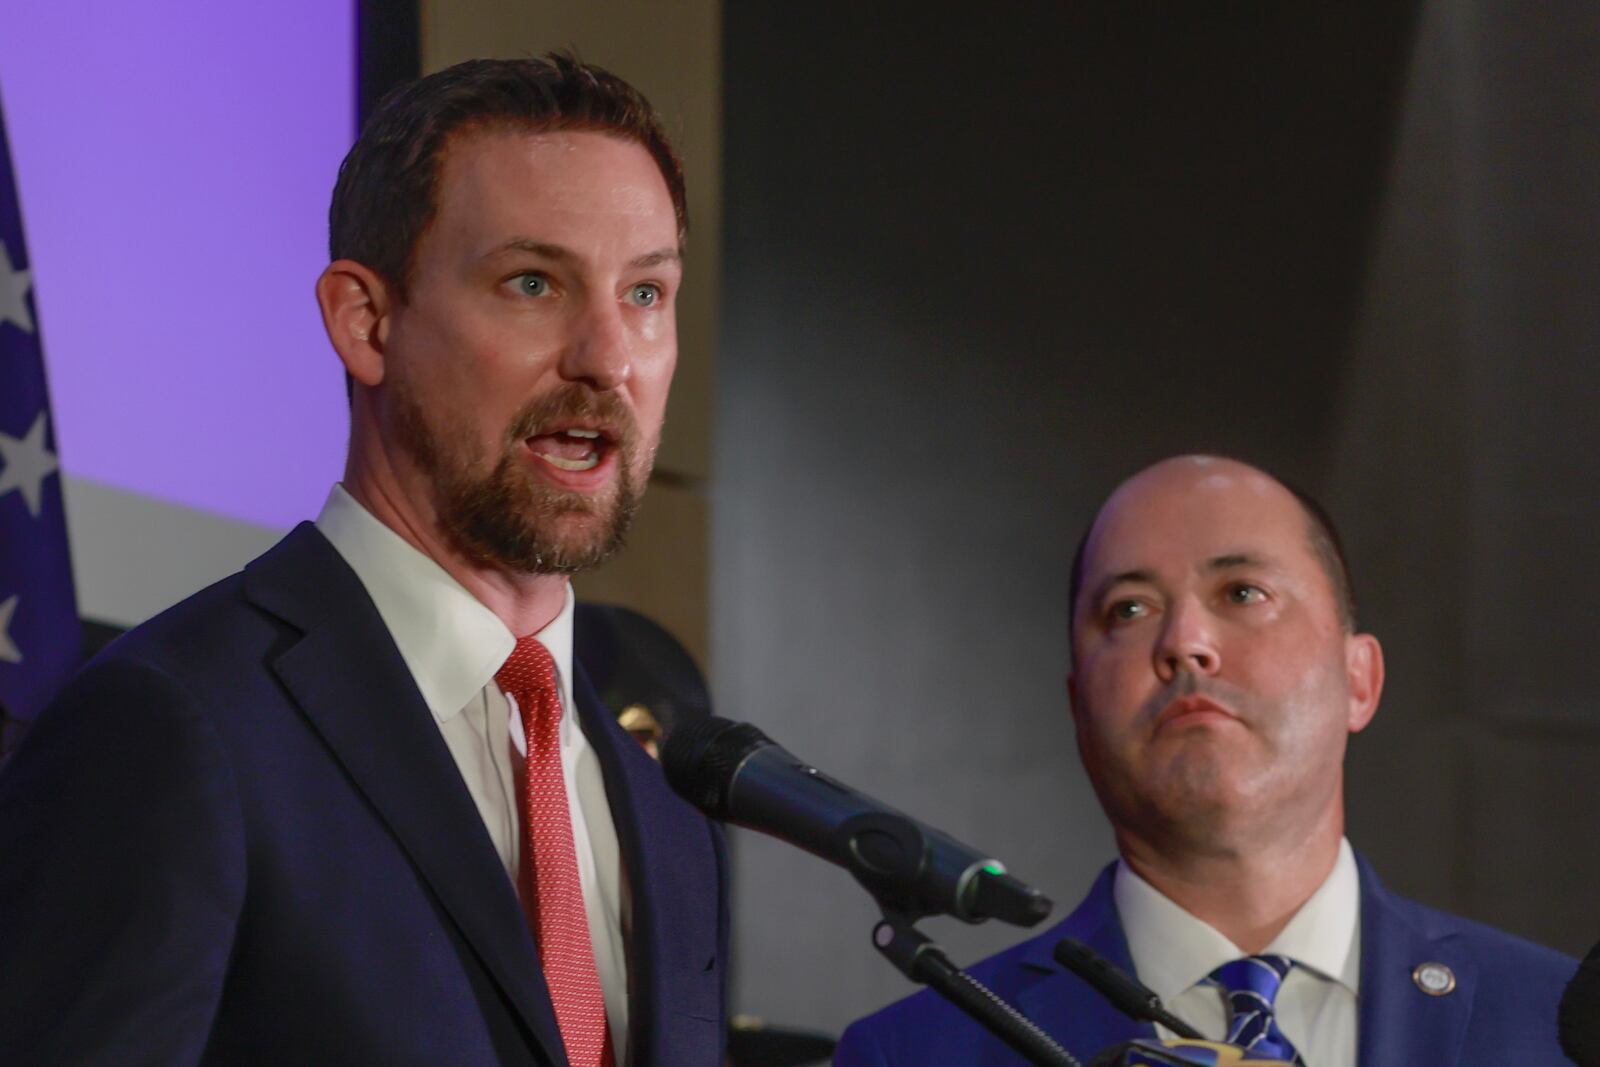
top-left (715, 1), bottom-right (1600, 1035)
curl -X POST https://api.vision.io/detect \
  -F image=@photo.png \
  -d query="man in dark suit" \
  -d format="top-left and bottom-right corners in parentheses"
top-left (0, 56), bottom-right (726, 1066)
top-left (837, 455), bottom-right (1575, 1066)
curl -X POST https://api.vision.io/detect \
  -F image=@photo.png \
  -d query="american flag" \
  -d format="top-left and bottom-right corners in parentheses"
top-left (0, 90), bottom-right (79, 757)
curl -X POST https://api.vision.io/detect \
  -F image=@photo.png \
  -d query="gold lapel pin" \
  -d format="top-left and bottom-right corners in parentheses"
top-left (619, 703), bottom-right (663, 760)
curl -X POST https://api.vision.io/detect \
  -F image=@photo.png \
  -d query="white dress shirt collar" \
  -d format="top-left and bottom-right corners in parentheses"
top-left (314, 484), bottom-right (575, 720)
top-left (1114, 837), bottom-right (1362, 1004)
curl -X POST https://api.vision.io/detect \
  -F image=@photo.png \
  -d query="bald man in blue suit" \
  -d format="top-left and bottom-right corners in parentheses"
top-left (839, 457), bottom-right (1575, 1066)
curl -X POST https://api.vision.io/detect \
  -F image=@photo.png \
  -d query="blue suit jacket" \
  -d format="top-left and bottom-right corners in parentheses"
top-left (0, 524), bottom-right (729, 1066)
top-left (837, 857), bottom-right (1576, 1066)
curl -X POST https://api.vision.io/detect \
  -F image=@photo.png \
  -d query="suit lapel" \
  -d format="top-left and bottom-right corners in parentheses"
top-left (570, 661), bottom-right (723, 1065)
top-left (1356, 857), bottom-right (1476, 1067)
top-left (245, 525), bottom-right (568, 1067)
top-left (1000, 854), bottom-right (1486, 1067)
top-left (1013, 866), bottom-right (1152, 1062)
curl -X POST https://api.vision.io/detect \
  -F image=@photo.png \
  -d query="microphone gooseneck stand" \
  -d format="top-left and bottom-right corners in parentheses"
top-left (839, 794), bottom-right (1076, 1064)
top-left (1053, 938), bottom-right (1203, 1040)
top-left (659, 718), bottom-right (1074, 1062)
top-left (870, 910), bottom-right (1080, 1067)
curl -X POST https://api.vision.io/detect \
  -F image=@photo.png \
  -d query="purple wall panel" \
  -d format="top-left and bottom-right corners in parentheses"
top-left (0, 1), bottom-right (356, 529)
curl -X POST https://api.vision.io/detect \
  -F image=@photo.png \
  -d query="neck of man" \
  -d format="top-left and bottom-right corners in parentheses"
top-left (342, 438), bottom-right (571, 639)
top-left (1114, 792), bottom-right (1346, 955)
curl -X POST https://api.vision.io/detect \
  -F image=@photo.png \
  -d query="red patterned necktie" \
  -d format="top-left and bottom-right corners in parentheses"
top-left (496, 636), bottom-right (614, 1067)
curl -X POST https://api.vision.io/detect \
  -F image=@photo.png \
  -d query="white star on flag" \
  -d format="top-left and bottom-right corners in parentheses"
top-left (0, 595), bottom-right (21, 664)
top-left (0, 410), bottom-right (60, 518)
top-left (0, 237), bottom-right (35, 335)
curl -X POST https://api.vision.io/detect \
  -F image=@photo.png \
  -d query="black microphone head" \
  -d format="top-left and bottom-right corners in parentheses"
top-left (660, 716), bottom-right (772, 818)
top-left (968, 868), bottom-right (1053, 927)
top-left (1054, 937), bottom-right (1168, 1026)
top-left (1561, 942), bottom-right (1600, 1066)
top-left (1054, 937), bottom-right (1101, 973)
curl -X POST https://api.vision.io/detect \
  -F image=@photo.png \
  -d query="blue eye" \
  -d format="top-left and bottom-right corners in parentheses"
top-left (627, 283), bottom-right (661, 307)
top-left (516, 274), bottom-right (550, 297)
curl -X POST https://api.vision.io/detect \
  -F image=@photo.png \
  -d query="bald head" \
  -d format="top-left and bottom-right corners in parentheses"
top-left (1069, 456), bottom-right (1356, 649)
top-left (1065, 455), bottom-right (1385, 934)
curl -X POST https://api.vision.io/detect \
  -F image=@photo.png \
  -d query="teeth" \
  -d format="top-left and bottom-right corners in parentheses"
top-left (563, 429), bottom-right (600, 439)
top-left (538, 453), bottom-right (600, 472)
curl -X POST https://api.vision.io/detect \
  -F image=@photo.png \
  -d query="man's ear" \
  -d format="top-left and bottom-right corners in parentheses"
top-left (1344, 632), bottom-right (1384, 734)
top-left (316, 259), bottom-right (393, 388)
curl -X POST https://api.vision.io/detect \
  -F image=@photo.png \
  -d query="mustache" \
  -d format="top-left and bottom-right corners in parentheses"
top-left (506, 384), bottom-right (638, 447)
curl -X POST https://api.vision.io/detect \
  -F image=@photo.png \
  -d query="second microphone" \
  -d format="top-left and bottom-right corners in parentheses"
top-left (662, 717), bottom-right (1052, 927)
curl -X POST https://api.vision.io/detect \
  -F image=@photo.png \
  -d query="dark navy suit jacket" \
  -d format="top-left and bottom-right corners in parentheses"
top-left (0, 524), bottom-right (728, 1066)
top-left (836, 857), bottom-right (1576, 1066)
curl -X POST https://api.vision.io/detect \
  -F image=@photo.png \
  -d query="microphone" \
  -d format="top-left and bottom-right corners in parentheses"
top-left (1053, 939), bottom-right (1202, 1040)
top-left (662, 717), bottom-right (1052, 926)
top-left (1560, 938), bottom-right (1600, 1066)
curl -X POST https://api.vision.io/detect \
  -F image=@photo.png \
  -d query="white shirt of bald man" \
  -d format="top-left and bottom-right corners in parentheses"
top-left (1117, 837), bottom-right (1360, 1067)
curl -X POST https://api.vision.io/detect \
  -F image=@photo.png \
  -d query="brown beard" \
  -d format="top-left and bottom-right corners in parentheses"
top-left (390, 379), bottom-right (648, 575)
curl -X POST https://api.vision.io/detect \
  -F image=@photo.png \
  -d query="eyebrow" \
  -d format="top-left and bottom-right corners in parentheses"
top-left (1087, 568), bottom-right (1156, 609)
top-left (1204, 552), bottom-right (1268, 572)
top-left (484, 239), bottom-right (682, 270)
top-left (628, 247), bottom-right (682, 269)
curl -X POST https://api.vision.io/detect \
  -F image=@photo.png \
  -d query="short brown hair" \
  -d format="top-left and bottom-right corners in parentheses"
top-left (329, 53), bottom-right (687, 301)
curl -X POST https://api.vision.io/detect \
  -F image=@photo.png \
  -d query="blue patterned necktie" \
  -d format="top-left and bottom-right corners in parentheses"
top-left (1205, 954), bottom-right (1306, 1064)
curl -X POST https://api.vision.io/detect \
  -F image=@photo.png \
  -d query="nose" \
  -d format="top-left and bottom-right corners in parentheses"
top-left (1154, 597), bottom-right (1220, 682)
top-left (558, 297), bottom-right (632, 392)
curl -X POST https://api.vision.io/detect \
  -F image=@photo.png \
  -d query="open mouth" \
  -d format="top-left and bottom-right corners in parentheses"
top-left (526, 427), bottom-right (610, 472)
